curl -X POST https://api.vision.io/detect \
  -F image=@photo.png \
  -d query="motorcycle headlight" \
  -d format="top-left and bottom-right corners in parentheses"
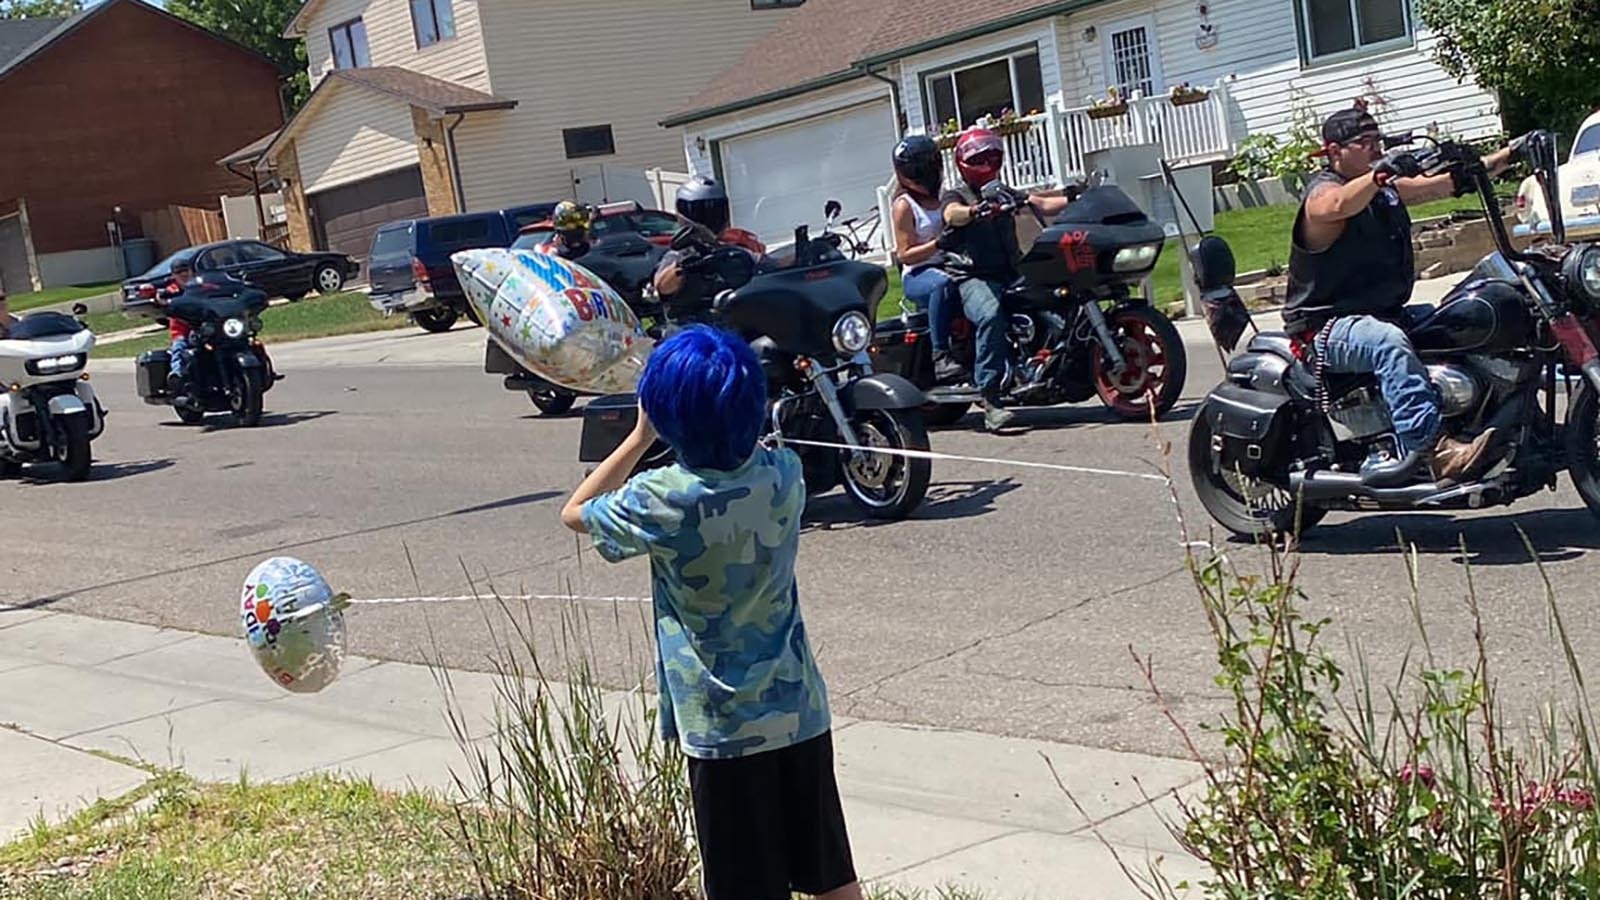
top-left (1567, 245), bottom-right (1600, 303)
top-left (1112, 243), bottom-right (1162, 273)
top-left (223, 318), bottom-right (247, 339)
top-left (26, 354), bottom-right (84, 376)
top-left (832, 311), bottom-right (872, 355)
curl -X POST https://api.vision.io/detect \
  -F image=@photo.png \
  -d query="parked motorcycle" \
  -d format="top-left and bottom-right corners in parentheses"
top-left (135, 282), bottom-right (277, 427)
top-left (872, 180), bottom-right (1187, 427)
top-left (486, 232), bottom-right (667, 415)
top-left (578, 221), bottom-right (933, 520)
top-left (1189, 130), bottom-right (1600, 538)
top-left (0, 304), bottom-right (105, 481)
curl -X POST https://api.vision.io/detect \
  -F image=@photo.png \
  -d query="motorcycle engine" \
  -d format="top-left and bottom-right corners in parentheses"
top-left (1426, 364), bottom-right (1481, 418)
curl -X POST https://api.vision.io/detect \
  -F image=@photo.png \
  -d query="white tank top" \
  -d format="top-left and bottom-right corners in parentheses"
top-left (900, 196), bottom-right (945, 273)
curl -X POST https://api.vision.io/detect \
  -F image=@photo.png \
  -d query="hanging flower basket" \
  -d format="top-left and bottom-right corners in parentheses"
top-left (1170, 88), bottom-right (1211, 107)
top-left (994, 120), bottom-right (1033, 137)
top-left (1086, 102), bottom-right (1129, 120)
top-left (935, 132), bottom-right (960, 150)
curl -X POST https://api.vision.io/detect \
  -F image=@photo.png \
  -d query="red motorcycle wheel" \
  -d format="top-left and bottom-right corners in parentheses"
top-left (1090, 307), bottom-right (1187, 421)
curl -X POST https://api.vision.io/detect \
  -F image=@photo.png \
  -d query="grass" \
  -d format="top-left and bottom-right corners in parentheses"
top-left (91, 292), bottom-right (409, 359)
top-left (7, 283), bottom-right (121, 313)
top-left (0, 771), bottom-right (472, 900)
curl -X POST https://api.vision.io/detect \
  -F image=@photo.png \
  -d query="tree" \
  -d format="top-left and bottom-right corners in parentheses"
top-left (167, 0), bottom-right (309, 112)
top-left (0, 0), bottom-right (84, 18)
top-left (1416, 0), bottom-right (1600, 146)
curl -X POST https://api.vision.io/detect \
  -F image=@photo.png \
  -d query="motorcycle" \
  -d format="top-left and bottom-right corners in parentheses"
top-left (134, 281), bottom-right (277, 427)
top-left (0, 304), bottom-right (105, 482)
top-left (486, 232), bottom-right (668, 415)
top-left (577, 220), bottom-right (933, 520)
top-left (1189, 130), bottom-right (1600, 538)
top-left (872, 180), bottom-right (1187, 427)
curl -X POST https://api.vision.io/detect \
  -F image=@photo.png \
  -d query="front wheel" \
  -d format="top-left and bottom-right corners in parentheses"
top-left (1566, 381), bottom-right (1600, 517)
top-left (840, 408), bottom-right (931, 520)
top-left (1093, 306), bottom-right (1188, 421)
top-left (314, 264), bottom-right (345, 295)
top-left (231, 367), bottom-right (265, 427)
top-left (528, 388), bottom-right (576, 416)
top-left (1188, 408), bottom-right (1324, 540)
top-left (414, 308), bottom-right (458, 333)
top-left (52, 416), bottom-right (92, 482)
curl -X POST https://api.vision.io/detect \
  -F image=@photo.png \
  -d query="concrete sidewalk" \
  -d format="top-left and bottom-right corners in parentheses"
top-left (0, 601), bottom-right (1207, 898)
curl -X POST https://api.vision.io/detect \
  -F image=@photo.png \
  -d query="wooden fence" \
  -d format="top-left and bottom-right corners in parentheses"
top-left (140, 205), bottom-right (226, 257)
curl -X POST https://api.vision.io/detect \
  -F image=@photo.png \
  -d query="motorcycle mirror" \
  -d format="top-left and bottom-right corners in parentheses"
top-left (824, 199), bottom-right (842, 222)
top-left (70, 302), bottom-right (88, 317)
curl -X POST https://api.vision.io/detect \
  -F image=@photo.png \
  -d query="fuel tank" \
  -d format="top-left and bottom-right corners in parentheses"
top-left (1409, 279), bottom-right (1533, 355)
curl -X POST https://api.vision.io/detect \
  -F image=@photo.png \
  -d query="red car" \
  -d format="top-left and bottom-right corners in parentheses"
top-left (511, 200), bottom-right (680, 250)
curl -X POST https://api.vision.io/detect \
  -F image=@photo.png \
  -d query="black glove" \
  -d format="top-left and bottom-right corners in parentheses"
top-left (1373, 150), bottom-right (1423, 185)
top-left (935, 227), bottom-right (963, 252)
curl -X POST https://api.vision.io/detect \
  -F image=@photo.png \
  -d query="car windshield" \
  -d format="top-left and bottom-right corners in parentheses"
top-left (1575, 124), bottom-right (1600, 158)
top-left (137, 249), bottom-right (198, 281)
top-left (511, 230), bottom-right (554, 250)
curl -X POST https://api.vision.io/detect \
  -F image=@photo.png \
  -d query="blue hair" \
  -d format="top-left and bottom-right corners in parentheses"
top-left (638, 325), bottom-right (767, 471)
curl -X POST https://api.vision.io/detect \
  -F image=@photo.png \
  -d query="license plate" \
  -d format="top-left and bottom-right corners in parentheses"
top-left (1574, 184), bottom-right (1600, 206)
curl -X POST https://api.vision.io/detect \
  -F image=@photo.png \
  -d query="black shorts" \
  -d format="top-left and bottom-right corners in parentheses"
top-left (688, 731), bottom-right (857, 900)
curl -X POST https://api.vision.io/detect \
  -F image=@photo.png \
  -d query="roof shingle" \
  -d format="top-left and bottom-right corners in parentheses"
top-left (333, 67), bottom-right (516, 114)
top-left (0, 17), bottom-right (67, 67)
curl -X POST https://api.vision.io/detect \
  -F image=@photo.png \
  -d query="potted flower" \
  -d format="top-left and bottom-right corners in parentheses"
top-left (1086, 87), bottom-right (1129, 120)
top-left (1169, 82), bottom-right (1210, 107)
top-left (992, 108), bottom-right (1034, 137)
top-left (934, 118), bottom-right (961, 150)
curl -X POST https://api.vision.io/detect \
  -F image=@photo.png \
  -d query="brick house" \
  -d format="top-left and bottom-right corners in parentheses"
top-left (0, 0), bottom-right (286, 291)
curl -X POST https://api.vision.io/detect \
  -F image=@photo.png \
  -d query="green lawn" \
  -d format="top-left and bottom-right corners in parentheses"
top-left (8, 282), bottom-right (121, 313)
top-left (93, 292), bottom-right (408, 359)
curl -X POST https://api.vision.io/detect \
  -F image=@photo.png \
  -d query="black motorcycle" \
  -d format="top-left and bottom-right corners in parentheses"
top-left (487, 232), bottom-right (667, 415)
top-left (1190, 130), bottom-right (1600, 538)
top-left (578, 222), bottom-right (933, 520)
top-left (872, 181), bottom-right (1187, 427)
top-left (135, 284), bottom-right (276, 427)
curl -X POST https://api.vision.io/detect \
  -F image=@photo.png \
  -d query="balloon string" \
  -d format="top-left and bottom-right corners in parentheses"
top-left (774, 437), bottom-right (1171, 483)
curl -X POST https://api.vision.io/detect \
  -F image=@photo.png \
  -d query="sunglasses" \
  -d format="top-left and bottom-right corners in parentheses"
top-left (1342, 134), bottom-right (1382, 149)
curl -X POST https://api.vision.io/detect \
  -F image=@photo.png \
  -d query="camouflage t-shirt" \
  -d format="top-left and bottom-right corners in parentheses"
top-left (581, 446), bottom-right (831, 759)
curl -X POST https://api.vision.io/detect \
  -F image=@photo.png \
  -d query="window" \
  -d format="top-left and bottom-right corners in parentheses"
top-left (1575, 125), bottom-right (1600, 158)
top-left (410, 0), bottom-right (455, 48)
top-left (563, 124), bottom-right (616, 159)
top-left (241, 242), bottom-right (287, 262)
top-left (923, 48), bottom-right (1046, 130)
top-left (750, 0), bottom-right (804, 7)
top-left (1105, 23), bottom-right (1158, 97)
top-left (632, 212), bottom-right (680, 238)
top-left (427, 218), bottom-right (492, 246)
top-left (370, 225), bottom-right (412, 258)
top-left (1300, 0), bottom-right (1411, 62)
top-left (328, 18), bottom-right (370, 69)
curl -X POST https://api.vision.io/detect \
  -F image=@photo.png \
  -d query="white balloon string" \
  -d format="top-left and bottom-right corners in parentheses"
top-left (775, 437), bottom-right (1170, 483)
top-left (347, 593), bottom-right (652, 606)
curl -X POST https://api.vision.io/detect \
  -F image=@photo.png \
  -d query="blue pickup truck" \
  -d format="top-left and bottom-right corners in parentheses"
top-left (366, 203), bottom-right (555, 333)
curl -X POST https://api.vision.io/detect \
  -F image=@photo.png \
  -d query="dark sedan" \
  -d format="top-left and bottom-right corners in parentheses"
top-left (121, 240), bottom-right (360, 309)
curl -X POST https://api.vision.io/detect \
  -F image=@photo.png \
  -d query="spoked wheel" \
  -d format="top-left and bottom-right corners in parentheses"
top-left (1092, 306), bottom-right (1188, 421)
top-left (1566, 382), bottom-right (1600, 518)
top-left (1188, 411), bottom-right (1324, 540)
top-left (314, 264), bottom-right (345, 295)
top-left (528, 388), bottom-right (577, 416)
top-left (840, 409), bottom-right (931, 520)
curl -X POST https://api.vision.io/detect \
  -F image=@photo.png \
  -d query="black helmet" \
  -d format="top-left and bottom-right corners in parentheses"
top-left (893, 134), bottom-right (944, 198)
top-left (675, 177), bottom-right (731, 235)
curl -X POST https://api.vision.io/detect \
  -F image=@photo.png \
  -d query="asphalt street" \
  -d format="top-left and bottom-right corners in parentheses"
top-left (5, 311), bottom-right (1598, 760)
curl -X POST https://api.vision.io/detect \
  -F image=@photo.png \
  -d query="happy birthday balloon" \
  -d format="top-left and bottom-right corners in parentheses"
top-left (452, 247), bottom-right (652, 395)
top-left (240, 557), bottom-right (349, 694)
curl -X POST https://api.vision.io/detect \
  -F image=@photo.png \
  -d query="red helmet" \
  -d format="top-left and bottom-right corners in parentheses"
top-left (954, 128), bottom-right (1005, 191)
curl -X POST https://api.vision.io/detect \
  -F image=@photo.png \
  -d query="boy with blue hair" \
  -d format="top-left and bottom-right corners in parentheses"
top-left (562, 324), bottom-right (861, 900)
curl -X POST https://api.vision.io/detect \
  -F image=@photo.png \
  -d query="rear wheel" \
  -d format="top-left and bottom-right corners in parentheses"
top-left (1, 458), bottom-right (22, 477)
top-left (921, 401), bottom-right (971, 428)
top-left (528, 388), bottom-right (576, 416)
top-left (53, 416), bottom-right (92, 482)
top-left (231, 367), bottom-right (265, 427)
top-left (1566, 382), bottom-right (1600, 518)
top-left (1188, 408), bottom-right (1324, 540)
top-left (840, 408), bottom-right (931, 520)
top-left (414, 308), bottom-right (458, 333)
top-left (175, 404), bottom-right (205, 425)
top-left (1093, 306), bottom-right (1188, 421)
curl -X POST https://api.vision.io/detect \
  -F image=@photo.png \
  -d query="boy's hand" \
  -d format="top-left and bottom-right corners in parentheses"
top-left (561, 403), bottom-right (660, 533)
top-left (631, 402), bottom-right (657, 444)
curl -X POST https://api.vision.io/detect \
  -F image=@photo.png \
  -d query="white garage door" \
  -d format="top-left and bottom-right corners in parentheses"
top-left (718, 100), bottom-right (897, 246)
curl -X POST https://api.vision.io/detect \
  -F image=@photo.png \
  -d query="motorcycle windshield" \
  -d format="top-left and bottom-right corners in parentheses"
top-left (168, 294), bottom-right (266, 326)
top-left (719, 263), bottom-right (871, 359)
top-left (8, 311), bottom-right (86, 340)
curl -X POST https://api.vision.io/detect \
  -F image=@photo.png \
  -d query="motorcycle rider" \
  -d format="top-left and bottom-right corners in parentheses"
top-left (543, 200), bottom-right (595, 259)
top-left (1284, 104), bottom-right (1522, 483)
top-left (938, 127), bottom-right (1070, 432)
top-left (157, 258), bottom-right (199, 397)
top-left (653, 177), bottom-right (761, 318)
top-left (890, 135), bottom-right (967, 384)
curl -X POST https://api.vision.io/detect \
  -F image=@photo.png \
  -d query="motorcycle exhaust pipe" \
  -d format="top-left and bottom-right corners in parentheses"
top-left (1289, 469), bottom-right (1445, 503)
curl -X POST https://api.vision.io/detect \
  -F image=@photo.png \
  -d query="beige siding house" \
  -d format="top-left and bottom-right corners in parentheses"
top-left (249, 0), bottom-right (793, 268)
top-left (666, 0), bottom-right (1503, 245)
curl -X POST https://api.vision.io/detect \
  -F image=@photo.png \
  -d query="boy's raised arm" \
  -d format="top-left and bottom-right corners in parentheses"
top-left (560, 405), bottom-right (658, 533)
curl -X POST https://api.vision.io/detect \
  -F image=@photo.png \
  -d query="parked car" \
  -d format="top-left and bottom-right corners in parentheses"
top-left (511, 201), bottom-right (680, 251)
top-left (1516, 109), bottom-right (1600, 239)
top-left (367, 203), bottom-right (556, 333)
top-left (121, 241), bottom-right (358, 310)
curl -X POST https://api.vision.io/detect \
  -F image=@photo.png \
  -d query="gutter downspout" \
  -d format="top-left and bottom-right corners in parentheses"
top-left (443, 113), bottom-right (467, 213)
top-left (859, 65), bottom-right (904, 138)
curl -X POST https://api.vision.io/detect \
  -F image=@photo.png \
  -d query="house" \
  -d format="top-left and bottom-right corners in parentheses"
top-left (664, 0), bottom-right (1504, 244)
top-left (0, 0), bottom-right (286, 292)
top-left (248, 0), bottom-right (801, 267)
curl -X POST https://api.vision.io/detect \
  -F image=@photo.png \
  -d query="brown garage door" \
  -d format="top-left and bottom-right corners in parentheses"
top-left (309, 167), bottom-right (429, 281)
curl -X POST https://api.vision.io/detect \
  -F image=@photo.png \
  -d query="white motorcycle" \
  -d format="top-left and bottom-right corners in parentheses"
top-left (0, 305), bottom-right (105, 481)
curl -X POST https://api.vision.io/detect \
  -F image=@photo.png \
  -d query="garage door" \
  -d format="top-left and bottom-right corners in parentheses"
top-left (309, 166), bottom-right (429, 280)
top-left (718, 100), bottom-right (897, 246)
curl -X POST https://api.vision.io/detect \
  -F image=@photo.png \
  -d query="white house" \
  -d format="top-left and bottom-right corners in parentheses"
top-left (243, 0), bottom-right (801, 263)
top-left (663, 0), bottom-right (1504, 245)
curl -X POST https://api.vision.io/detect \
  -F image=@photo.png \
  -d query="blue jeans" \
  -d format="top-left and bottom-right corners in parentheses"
top-left (957, 278), bottom-right (1008, 399)
top-left (903, 267), bottom-right (959, 351)
top-left (169, 335), bottom-right (191, 380)
top-left (1317, 314), bottom-right (1440, 457)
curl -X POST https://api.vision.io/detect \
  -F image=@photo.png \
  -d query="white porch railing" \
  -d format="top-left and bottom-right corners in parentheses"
top-left (874, 79), bottom-right (1236, 253)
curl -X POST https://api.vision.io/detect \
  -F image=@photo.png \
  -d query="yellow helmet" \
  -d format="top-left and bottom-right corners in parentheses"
top-left (552, 201), bottom-right (592, 234)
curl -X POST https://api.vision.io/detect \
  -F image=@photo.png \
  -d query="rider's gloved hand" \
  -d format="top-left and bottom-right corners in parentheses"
top-left (1373, 150), bottom-right (1423, 186)
top-left (935, 228), bottom-right (963, 252)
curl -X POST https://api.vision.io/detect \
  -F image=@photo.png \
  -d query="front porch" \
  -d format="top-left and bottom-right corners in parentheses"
top-left (876, 78), bottom-right (1237, 248)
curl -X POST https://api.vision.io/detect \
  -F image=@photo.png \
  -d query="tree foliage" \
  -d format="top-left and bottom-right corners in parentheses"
top-left (0, 0), bottom-right (84, 19)
top-left (1417, 0), bottom-right (1600, 144)
top-left (167, 0), bottom-right (308, 112)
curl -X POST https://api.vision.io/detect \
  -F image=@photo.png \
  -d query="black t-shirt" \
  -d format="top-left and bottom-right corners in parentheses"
top-left (1284, 169), bottom-right (1415, 333)
top-left (939, 187), bottom-right (1022, 278)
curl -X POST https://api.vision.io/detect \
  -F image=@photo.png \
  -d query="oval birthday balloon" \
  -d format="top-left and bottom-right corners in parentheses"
top-left (240, 557), bottom-right (349, 694)
top-left (451, 247), bottom-right (652, 395)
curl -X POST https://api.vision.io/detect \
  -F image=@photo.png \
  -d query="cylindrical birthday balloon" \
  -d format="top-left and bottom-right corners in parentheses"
top-left (240, 557), bottom-right (349, 694)
top-left (452, 247), bottom-right (652, 394)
